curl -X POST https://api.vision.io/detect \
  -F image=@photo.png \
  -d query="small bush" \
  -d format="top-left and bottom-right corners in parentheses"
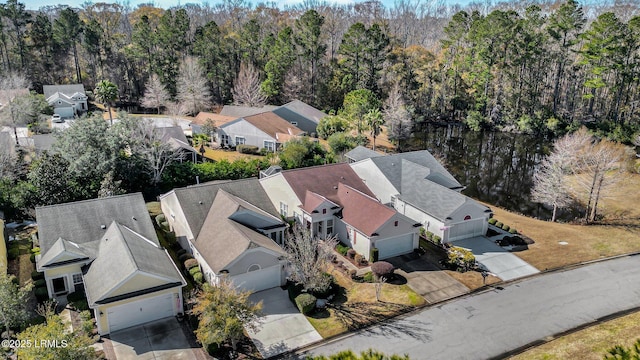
top-left (349, 269), bottom-right (357, 279)
top-left (509, 236), bottom-right (526, 246)
top-left (371, 261), bottom-right (395, 280)
top-left (370, 247), bottom-right (379, 263)
top-left (419, 227), bottom-right (426, 236)
top-left (155, 214), bottom-right (166, 227)
top-left (502, 224), bottom-right (510, 231)
top-left (7, 247), bottom-right (19, 260)
top-left (509, 228), bottom-right (518, 234)
top-left (31, 271), bottom-right (44, 281)
top-left (34, 287), bottom-right (49, 302)
top-left (354, 254), bottom-right (363, 265)
top-left (30, 253), bottom-right (36, 263)
top-left (184, 258), bottom-right (199, 270)
top-left (71, 299), bottom-right (89, 311)
top-left (31, 247), bottom-right (40, 254)
top-left (362, 272), bottom-right (374, 283)
top-left (446, 246), bottom-right (476, 272)
top-left (178, 253), bottom-right (193, 262)
top-left (237, 144), bottom-right (259, 154)
top-left (192, 272), bottom-right (204, 284)
top-left (295, 293), bottom-right (317, 315)
top-left (176, 248), bottom-right (187, 257)
top-left (189, 267), bottom-right (202, 277)
top-left (206, 342), bottom-right (219, 356)
top-left (336, 244), bottom-right (349, 256)
top-left (426, 231), bottom-right (434, 241)
top-left (67, 290), bottom-right (86, 303)
top-left (33, 279), bottom-right (46, 288)
top-left (488, 218), bottom-right (497, 225)
top-left (287, 282), bottom-right (304, 302)
top-left (160, 221), bottom-right (170, 232)
top-left (347, 249), bottom-right (356, 259)
top-left (495, 222), bottom-right (504, 228)
top-left (432, 235), bottom-right (441, 244)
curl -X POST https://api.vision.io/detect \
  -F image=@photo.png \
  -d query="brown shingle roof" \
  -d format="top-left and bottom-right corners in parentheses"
top-left (301, 191), bottom-right (337, 213)
top-left (242, 111), bottom-right (305, 139)
top-left (193, 112), bottom-right (237, 126)
top-left (281, 163), bottom-right (375, 205)
top-left (336, 183), bottom-right (395, 236)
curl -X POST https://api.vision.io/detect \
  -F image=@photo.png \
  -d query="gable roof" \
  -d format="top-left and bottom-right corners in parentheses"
top-left (301, 190), bottom-right (337, 213)
top-left (239, 111), bottom-right (305, 139)
top-left (272, 100), bottom-right (327, 125)
top-left (345, 146), bottom-right (384, 162)
top-left (36, 193), bottom-right (157, 258)
top-left (43, 84), bottom-right (85, 100)
top-left (37, 237), bottom-right (93, 268)
top-left (157, 126), bottom-right (196, 153)
top-left (369, 150), bottom-right (462, 191)
top-left (280, 163), bottom-right (375, 205)
top-left (220, 105), bottom-right (278, 118)
top-left (193, 112), bottom-right (237, 126)
top-left (336, 183), bottom-right (396, 236)
top-left (84, 222), bottom-right (183, 305)
top-left (162, 178), bottom-right (280, 240)
top-left (194, 190), bottom-right (285, 273)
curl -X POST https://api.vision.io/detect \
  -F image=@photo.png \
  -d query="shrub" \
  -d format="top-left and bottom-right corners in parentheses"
top-left (419, 227), bottom-right (426, 236)
top-left (160, 221), bottom-right (170, 232)
top-left (432, 235), bottom-right (441, 244)
top-left (446, 246), bottom-right (476, 272)
top-left (349, 269), bottom-right (357, 279)
top-left (295, 293), bottom-right (317, 315)
top-left (495, 222), bottom-right (504, 228)
top-left (354, 254), bottom-right (363, 265)
top-left (509, 236), bottom-right (526, 246)
top-left (192, 272), bottom-right (204, 284)
top-left (488, 218), bottom-right (497, 225)
top-left (362, 272), bottom-right (374, 283)
top-left (34, 287), bottom-right (49, 302)
top-left (7, 247), bottom-right (19, 260)
top-left (30, 253), bottom-right (36, 263)
top-left (31, 247), bottom-right (40, 254)
top-left (189, 267), bottom-right (202, 277)
top-left (336, 244), bottom-right (349, 256)
top-left (67, 291), bottom-right (86, 303)
top-left (237, 145), bottom-right (259, 154)
top-left (369, 247), bottom-right (379, 263)
top-left (502, 224), bottom-right (510, 231)
top-left (176, 248), bottom-right (187, 257)
top-left (178, 253), bottom-right (193, 262)
top-left (509, 228), bottom-right (518, 234)
top-left (155, 214), bottom-right (166, 227)
top-left (33, 279), bottom-right (46, 288)
top-left (371, 261), bottom-right (395, 280)
top-left (287, 282), bottom-right (304, 302)
top-left (426, 231), bottom-right (434, 241)
top-left (347, 249), bottom-right (356, 259)
top-left (31, 271), bottom-right (44, 281)
top-left (184, 258), bottom-right (199, 270)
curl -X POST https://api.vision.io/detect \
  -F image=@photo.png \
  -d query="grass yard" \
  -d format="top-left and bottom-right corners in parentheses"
top-left (510, 310), bottom-right (640, 360)
top-left (480, 173), bottom-right (640, 271)
top-left (201, 147), bottom-right (264, 162)
top-left (146, 201), bottom-right (163, 217)
top-left (306, 268), bottom-right (426, 338)
top-left (444, 270), bottom-right (501, 290)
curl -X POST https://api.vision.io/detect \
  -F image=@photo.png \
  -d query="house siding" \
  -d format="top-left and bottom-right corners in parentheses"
top-left (272, 107), bottom-right (318, 134)
top-left (160, 192), bottom-right (194, 251)
top-left (395, 199), bottom-right (446, 240)
top-left (218, 120), bottom-right (275, 149)
top-left (226, 250), bottom-right (280, 276)
top-left (350, 160), bottom-right (398, 204)
top-left (106, 273), bottom-right (173, 298)
top-left (43, 263), bottom-right (86, 298)
top-left (259, 174), bottom-right (300, 219)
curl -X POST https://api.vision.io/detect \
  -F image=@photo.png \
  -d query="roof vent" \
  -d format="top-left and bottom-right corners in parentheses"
top-left (132, 216), bottom-right (137, 221)
top-left (341, 176), bottom-right (345, 180)
top-left (333, 186), bottom-right (338, 190)
top-left (199, 201), bottom-right (203, 205)
top-left (100, 224), bottom-right (106, 229)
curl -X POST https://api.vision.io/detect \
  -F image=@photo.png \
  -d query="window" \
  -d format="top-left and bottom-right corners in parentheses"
top-left (327, 219), bottom-right (333, 235)
top-left (220, 134), bottom-right (229, 145)
top-left (72, 273), bottom-right (83, 285)
top-left (235, 136), bottom-right (246, 145)
top-left (318, 221), bottom-right (323, 235)
top-left (322, 208), bottom-right (327, 214)
top-left (248, 264), bottom-right (261, 272)
top-left (280, 202), bottom-right (288, 217)
top-left (264, 141), bottom-right (275, 152)
top-left (394, 220), bottom-right (399, 227)
top-left (390, 196), bottom-right (397, 207)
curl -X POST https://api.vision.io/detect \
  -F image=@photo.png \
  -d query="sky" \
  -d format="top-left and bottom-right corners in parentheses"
top-left (20, 0), bottom-right (473, 11)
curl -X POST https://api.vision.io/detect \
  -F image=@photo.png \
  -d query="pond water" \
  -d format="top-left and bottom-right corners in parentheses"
top-left (408, 123), bottom-right (556, 220)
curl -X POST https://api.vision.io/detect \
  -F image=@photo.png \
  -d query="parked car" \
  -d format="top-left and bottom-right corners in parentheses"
top-left (51, 114), bottom-right (62, 123)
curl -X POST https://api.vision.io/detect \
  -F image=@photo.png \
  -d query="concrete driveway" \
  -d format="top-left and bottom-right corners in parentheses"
top-left (105, 317), bottom-right (200, 360)
top-left (451, 236), bottom-right (539, 281)
top-left (247, 288), bottom-right (322, 359)
top-left (386, 253), bottom-right (469, 304)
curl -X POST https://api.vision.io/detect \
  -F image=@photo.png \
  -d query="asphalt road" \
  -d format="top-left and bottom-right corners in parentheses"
top-left (299, 255), bottom-right (640, 360)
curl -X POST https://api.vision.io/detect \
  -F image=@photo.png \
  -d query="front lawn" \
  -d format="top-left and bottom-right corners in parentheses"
top-left (306, 268), bottom-right (426, 338)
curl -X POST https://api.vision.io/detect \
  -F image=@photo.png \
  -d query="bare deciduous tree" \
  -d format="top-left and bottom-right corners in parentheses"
top-left (383, 83), bottom-right (413, 151)
top-left (176, 57), bottom-right (212, 116)
top-left (531, 150), bottom-right (574, 222)
top-left (284, 225), bottom-right (338, 294)
top-left (232, 62), bottom-right (267, 107)
top-left (0, 73), bottom-right (30, 145)
top-left (141, 74), bottom-right (171, 115)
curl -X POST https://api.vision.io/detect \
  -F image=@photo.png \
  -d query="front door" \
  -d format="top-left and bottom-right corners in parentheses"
top-left (52, 277), bottom-right (67, 294)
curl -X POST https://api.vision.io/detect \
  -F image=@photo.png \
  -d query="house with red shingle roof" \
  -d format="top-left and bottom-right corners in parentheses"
top-left (260, 163), bottom-right (419, 260)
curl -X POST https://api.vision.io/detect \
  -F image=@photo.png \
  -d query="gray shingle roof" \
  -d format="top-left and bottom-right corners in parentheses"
top-left (37, 237), bottom-right (93, 267)
top-left (194, 190), bottom-right (285, 273)
top-left (220, 105), bottom-right (278, 118)
top-left (36, 193), bottom-right (157, 259)
top-left (370, 150), bottom-right (462, 191)
top-left (43, 84), bottom-right (85, 100)
top-left (167, 178), bottom-right (280, 240)
top-left (278, 100), bottom-right (327, 124)
top-left (84, 222), bottom-right (183, 305)
top-left (345, 146), bottom-right (384, 162)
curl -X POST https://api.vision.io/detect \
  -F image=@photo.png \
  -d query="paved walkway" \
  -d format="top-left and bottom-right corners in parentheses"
top-left (301, 255), bottom-right (640, 359)
top-left (386, 253), bottom-right (469, 304)
top-left (452, 236), bottom-right (539, 281)
top-left (248, 288), bottom-right (322, 359)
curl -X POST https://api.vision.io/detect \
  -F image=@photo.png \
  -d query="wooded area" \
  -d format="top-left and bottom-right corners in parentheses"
top-left (0, 0), bottom-right (639, 139)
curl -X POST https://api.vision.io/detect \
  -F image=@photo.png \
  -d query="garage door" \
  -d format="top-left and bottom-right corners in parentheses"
top-left (107, 293), bottom-right (175, 333)
top-left (231, 264), bottom-right (282, 293)
top-left (375, 234), bottom-right (415, 260)
top-left (448, 218), bottom-right (486, 242)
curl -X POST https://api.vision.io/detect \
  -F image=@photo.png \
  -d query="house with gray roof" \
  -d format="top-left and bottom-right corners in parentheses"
top-left (159, 178), bottom-right (288, 292)
top-left (350, 150), bottom-right (491, 243)
top-left (272, 100), bottom-right (327, 134)
top-left (220, 104), bottom-right (278, 118)
top-left (157, 126), bottom-right (198, 162)
top-left (35, 193), bottom-right (186, 335)
top-left (345, 145), bottom-right (384, 163)
top-left (43, 84), bottom-right (88, 118)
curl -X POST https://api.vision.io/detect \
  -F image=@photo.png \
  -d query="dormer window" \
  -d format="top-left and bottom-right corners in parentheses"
top-left (322, 208), bottom-right (326, 214)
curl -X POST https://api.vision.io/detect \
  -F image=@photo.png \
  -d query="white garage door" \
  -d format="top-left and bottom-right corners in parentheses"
top-left (375, 234), bottom-right (415, 260)
top-left (107, 293), bottom-right (175, 333)
top-left (231, 264), bottom-right (282, 293)
top-left (448, 218), bottom-right (486, 242)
